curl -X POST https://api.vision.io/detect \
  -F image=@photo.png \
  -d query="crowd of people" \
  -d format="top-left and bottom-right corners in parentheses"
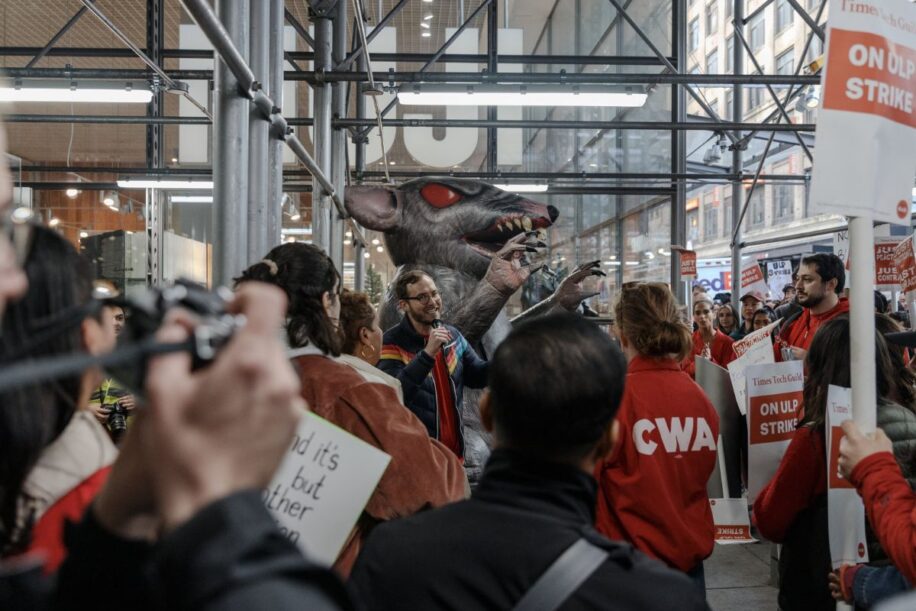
top-left (2, 138), bottom-right (916, 609)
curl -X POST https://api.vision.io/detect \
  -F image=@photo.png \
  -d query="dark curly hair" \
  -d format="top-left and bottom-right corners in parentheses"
top-left (235, 243), bottom-right (342, 356)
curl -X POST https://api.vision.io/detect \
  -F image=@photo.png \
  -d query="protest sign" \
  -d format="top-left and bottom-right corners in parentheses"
top-left (833, 230), bottom-right (850, 266)
top-left (825, 385), bottom-right (869, 568)
top-left (810, 0), bottom-right (916, 226)
top-left (709, 498), bottom-right (756, 544)
top-left (728, 320), bottom-right (780, 416)
top-left (875, 237), bottom-right (902, 288)
top-left (746, 360), bottom-right (804, 502)
top-left (681, 250), bottom-right (697, 280)
top-left (740, 261), bottom-right (770, 298)
top-left (264, 413), bottom-right (391, 565)
top-left (894, 234), bottom-right (916, 293)
top-left (697, 357), bottom-right (743, 499)
top-left (766, 260), bottom-right (793, 298)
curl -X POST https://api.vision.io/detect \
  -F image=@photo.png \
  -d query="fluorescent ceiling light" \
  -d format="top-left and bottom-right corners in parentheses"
top-left (421, 31), bottom-right (431, 37)
top-left (424, 14), bottom-right (434, 20)
top-left (398, 85), bottom-right (647, 108)
top-left (117, 178), bottom-right (214, 190)
top-left (0, 81), bottom-right (153, 104)
top-left (420, 21), bottom-right (430, 29)
top-left (492, 183), bottom-right (549, 193)
top-left (170, 195), bottom-right (213, 203)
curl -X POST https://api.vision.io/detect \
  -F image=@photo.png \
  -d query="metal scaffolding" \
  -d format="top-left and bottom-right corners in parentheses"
top-left (1, 0), bottom-right (836, 292)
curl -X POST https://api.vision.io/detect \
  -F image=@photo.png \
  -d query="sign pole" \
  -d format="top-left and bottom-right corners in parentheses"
top-left (848, 214), bottom-right (877, 432)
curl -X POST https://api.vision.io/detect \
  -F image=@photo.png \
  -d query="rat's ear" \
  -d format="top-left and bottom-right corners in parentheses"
top-left (345, 185), bottom-right (402, 231)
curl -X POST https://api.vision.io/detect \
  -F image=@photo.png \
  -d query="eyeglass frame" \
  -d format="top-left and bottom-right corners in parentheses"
top-left (401, 290), bottom-right (441, 306)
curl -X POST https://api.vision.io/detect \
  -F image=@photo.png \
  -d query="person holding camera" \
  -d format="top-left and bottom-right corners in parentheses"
top-left (88, 293), bottom-right (136, 442)
top-left (0, 225), bottom-right (119, 572)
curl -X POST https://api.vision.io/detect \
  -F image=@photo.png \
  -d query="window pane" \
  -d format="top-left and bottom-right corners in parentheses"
top-left (689, 18), bottom-right (700, 51)
top-left (776, 48), bottom-right (795, 75)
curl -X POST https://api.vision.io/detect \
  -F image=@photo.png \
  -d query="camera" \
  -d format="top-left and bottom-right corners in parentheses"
top-left (104, 279), bottom-right (245, 397)
top-left (107, 400), bottom-right (129, 439)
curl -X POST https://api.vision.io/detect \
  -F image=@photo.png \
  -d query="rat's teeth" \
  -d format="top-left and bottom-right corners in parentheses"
top-left (522, 217), bottom-right (533, 231)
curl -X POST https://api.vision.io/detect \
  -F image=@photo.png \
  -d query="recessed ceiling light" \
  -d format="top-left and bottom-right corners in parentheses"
top-left (363, 252), bottom-right (371, 258)
top-left (376, 246), bottom-right (384, 253)
top-left (80, 231), bottom-right (88, 238)
top-left (372, 238), bottom-right (380, 245)
top-left (65, 187), bottom-right (79, 198)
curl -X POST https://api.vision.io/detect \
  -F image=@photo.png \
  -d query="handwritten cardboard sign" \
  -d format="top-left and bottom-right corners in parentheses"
top-left (745, 361), bottom-right (804, 502)
top-left (825, 385), bottom-right (869, 569)
top-left (264, 413), bottom-right (391, 565)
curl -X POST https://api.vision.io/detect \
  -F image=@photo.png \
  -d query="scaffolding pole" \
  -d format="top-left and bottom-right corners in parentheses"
top-left (267, 0), bottom-right (285, 248)
top-left (731, 0), bottom-right (744, 302)
top-left (313, 13), bottom-right (334, 254)
top-left (212, 0), bottom-right (249, 286)
top-left (671, 0), bottom-right (687, 302)
top-left (248, 0), bottom-right (269, 264)
top-left (329, 0), bottom-right (347, 269)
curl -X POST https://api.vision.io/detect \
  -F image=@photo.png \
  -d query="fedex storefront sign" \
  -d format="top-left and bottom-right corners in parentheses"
top-left (694, 260), bottom-right (733, 293)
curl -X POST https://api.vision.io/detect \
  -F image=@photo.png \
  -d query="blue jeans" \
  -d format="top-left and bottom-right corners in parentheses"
top-left (687, 562), bottom-right (706, 600)
top-left (853, 565), bottom-right (910, 609)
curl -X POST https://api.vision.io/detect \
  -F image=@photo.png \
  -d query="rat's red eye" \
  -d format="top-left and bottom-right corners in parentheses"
top-left (420, 183), bottom-right (462, 208)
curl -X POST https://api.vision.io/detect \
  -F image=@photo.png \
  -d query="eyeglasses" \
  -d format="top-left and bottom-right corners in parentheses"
top-left (403, 290), bottom-right (440, 305)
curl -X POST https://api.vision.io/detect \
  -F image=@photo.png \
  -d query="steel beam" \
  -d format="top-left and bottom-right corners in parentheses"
top-left (3, 66), bottom-right (821, 86)
top-left (487, 0), bottom-right (498, 174)
top-left (248, 0), bottom-right (270, 264)
top-left (25, 4), bottom-right (91, 69)
top-left (605, 0), bottom-right (737, 146)
top-left (212, 0), bottom-right (250, 286)
top-left (359, 0), bottom-right (495, 138)
top-left (285, 8), bottom-right (316, 50)
top-left (147, 0), bottom-right (165, 288)
top-left (267, 0), bottom-right (285, 248)
top-left (733, 18), bottom-right (813, 161)
top-left (335, 0), bottom-right (409, 71)
top-left (785, 0), bottom-right (825, 41)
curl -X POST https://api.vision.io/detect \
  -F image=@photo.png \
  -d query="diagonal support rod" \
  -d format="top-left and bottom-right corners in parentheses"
top-left (358, 0), bottom-right (494, 139)
top-left (335, 0), bottom-right (409, 71)
top-left (733, 0), bottom-right (827, 150)
top-left (605, 0), bottom-right (738, 145)
top-left (26, 3), bottom-right (91, 69)
top-left (284, 9), bottom-right (315, 50)
top-left (742, 0), bottom-right (776, 25)
top-left (730, 0), bottom-right (828, 248)
top-left (785, 0), bottom-right (825, 41)
top-left (79, 0), bottom-right (212, 120)
top-left (733, 22), bottom-right (813, 161)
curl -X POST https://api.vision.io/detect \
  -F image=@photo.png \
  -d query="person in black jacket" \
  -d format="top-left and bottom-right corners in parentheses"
top-left (351, 313), bottom-right (709, 611)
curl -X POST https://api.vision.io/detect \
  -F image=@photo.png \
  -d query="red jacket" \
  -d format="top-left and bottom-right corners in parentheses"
top-left (753, 425), bottom-right (827, 542)
top-left (595, 356), bottom-right (719, 572)
top-left (682, 330), bottom-right (736, 379)
top-left (26, 467), bottom-right (111, 572)
top-left (775, 298), bottom-right (850, 361)
top-left (850, 451), bottom-right (916, 584)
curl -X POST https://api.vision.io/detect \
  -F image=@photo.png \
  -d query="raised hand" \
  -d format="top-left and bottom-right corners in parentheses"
top-left (553, 260), bottom-right (606, 311)
top-left (484, 231), bottom-right (547, 296)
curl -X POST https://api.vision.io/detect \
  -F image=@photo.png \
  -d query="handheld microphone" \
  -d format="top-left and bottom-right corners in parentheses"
top-left (431, 319), bottom-right (443, 329)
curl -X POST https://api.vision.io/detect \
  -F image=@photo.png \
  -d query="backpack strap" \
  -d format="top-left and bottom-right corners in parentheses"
top-left (511, 538), bottom-right (609, 611)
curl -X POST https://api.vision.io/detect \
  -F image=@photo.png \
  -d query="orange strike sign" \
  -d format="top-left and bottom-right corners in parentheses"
top-left (749, 390), bottom-right (801, 444)
top-left (810, 0), bottom-right (916, 227)
top-left (823, 28), bottom-right (916, 130)
top-left (894, 235), bottom-right (916, 293)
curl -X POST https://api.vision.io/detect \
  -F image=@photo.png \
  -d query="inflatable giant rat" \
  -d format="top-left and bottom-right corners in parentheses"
top-left (346, 178), bottom-right (602, 481)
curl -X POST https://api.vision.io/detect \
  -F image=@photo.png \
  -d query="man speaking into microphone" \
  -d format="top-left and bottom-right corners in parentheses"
top-left (378, 270), bottom-right (489, 459)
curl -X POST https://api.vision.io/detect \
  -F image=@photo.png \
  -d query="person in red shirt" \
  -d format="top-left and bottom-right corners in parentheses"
top-left (683, 294), bottom-right (736, 378)
top-left (775, 253), bottom-right (849, 362)
top-left (595, 282), bottom-right (719, 596)
top-left (754, 317), bottom-right (911, 611)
